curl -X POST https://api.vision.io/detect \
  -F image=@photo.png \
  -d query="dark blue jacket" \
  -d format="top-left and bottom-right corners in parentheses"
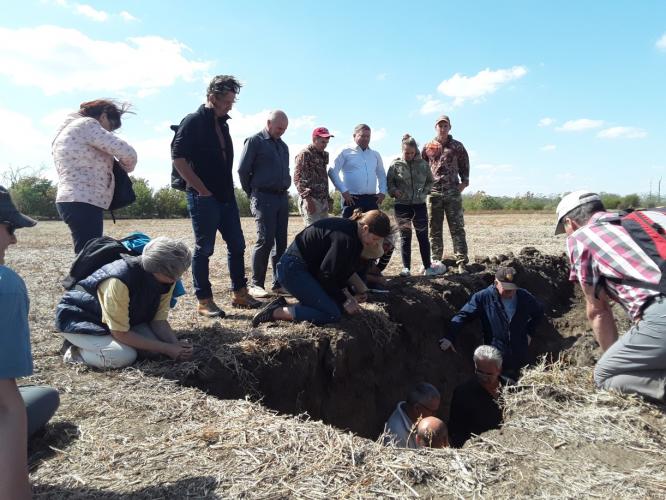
top-left (446, 285), bottom-right (543, 372)
top-left (55, 256), bottom-right (170, 336)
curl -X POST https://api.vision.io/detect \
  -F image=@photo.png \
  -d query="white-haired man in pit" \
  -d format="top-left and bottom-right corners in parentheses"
top-left (383, 382), bottom-right (441, 449)
top-left (448, 345), bottom-right (505, 448)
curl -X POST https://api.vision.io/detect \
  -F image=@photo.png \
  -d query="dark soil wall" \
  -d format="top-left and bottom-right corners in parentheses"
top-left (188, 248), bottom-right (582, 439)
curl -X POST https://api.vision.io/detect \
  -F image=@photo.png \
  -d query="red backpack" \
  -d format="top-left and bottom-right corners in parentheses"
top-left (604, 208), bottom-right (666, 293)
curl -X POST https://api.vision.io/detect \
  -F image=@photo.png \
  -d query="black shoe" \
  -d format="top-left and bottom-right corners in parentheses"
top-left (251, 296), bottom-right (287, 327)
top-left (59, 339), bottom-right (73, 356)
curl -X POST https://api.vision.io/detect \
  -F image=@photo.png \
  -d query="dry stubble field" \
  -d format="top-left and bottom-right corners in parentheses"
top-left (12, 213), bottom-right (666, 498)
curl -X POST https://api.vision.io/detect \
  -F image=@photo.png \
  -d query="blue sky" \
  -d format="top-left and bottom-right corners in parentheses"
top-left (1, 0), bottom-right (664, 197)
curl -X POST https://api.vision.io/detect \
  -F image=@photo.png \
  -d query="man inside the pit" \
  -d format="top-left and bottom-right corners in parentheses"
top-left (448, 345), bottom-right (504, 448)
top-left (556, 190), bottom-right (666, 402)
top-left (383, 382), bottom-right (441, 449)
top-left (439, 266), bottom-right (544, 380)
top-left (415, 416), bottom-right (449, 449)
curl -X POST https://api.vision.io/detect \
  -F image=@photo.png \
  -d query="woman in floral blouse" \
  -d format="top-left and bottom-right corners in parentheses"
top-left (52, 99), bottom-right (137, 253)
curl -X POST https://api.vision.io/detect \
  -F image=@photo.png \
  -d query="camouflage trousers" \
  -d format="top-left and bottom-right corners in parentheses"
top-left (427, 190), bottom-right (468, 264)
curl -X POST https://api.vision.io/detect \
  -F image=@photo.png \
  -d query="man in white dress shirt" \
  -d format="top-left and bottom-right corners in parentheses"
top-left (328, 124), bottom-right (387, 219)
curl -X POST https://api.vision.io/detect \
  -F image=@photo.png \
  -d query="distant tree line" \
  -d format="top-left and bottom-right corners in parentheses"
top-left (2, 169), bottom-right (661, 219)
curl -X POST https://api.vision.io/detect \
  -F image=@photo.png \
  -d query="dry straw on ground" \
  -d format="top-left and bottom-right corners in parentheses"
top-left (29, 360), bottom-right (666, 498)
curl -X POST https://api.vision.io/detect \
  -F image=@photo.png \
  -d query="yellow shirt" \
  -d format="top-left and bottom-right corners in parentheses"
top-left (97, 278), bottom-right (174, 332)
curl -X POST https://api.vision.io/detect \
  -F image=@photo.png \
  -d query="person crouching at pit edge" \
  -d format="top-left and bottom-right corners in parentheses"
top-left (55, 237), bottom-right (194, 369)
top-left (251, 209), bottom-right (392, 327)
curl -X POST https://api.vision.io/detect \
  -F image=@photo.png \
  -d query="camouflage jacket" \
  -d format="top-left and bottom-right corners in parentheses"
top-left (387, 157), bottom-right (433, 205)
top-left (294, 144), bottom-right (330, 201)
top-left (421, 135), bottom-right (469, 192)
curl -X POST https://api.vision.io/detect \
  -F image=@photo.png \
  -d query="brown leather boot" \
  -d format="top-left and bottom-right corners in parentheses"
top-left (232, 287), bottom-right (262, 309)
top-left (197, 298), bottom-right (226, 318)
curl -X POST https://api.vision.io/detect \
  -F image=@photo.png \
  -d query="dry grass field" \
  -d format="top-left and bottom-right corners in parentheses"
top-left (9, 213), bottom-right (666, 498)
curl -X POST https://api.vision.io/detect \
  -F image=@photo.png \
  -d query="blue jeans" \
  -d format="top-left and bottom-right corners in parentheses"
top-left (187, 192), bottom-right (247, 298)
top-left (276, 253), bottom-right (341, 325)
top-left (341, 193), bottom-right (380, 219)
top-left (250, 191), bottom-right (289, 289)
top-left (56, 201), bottom-right (104, 254)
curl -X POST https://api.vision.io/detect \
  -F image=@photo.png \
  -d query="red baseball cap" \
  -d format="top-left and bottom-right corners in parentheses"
top-left (312, 127), bottom-right (334, 139)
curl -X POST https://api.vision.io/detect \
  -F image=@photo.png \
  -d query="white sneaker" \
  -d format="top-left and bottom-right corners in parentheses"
top-left (248, 284), bottom-right (270, 298)
top-left (399, 268), bottom-right (411, 277)
top-left (63, 346), bottom-right (84, 365)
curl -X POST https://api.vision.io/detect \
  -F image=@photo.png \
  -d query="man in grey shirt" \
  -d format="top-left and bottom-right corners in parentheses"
top-left (238, 110), bottom-right (291, 298)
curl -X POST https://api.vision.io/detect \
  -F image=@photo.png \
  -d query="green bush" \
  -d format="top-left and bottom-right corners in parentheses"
top-left (235, 188), bottom-right (251, 217)
top-left (329, 191), bottom-right (342, 216)
top-left (154, 187), bottom-right (188, 218)
top-left (10, 176), bottom-right (58, 218)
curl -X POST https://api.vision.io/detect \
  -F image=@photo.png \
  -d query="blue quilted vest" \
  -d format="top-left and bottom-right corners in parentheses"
top-left (55, 256), bottom-right (170, 336)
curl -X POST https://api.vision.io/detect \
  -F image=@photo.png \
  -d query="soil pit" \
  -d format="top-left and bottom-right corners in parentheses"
top-left (186, 247), bottom-right (593, 439)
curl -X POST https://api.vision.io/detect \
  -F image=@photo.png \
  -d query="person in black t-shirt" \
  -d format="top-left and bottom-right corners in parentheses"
top-left (448, 345), bottom-right (505, 448)
top-left (252, 210), bottom-right (392, 327)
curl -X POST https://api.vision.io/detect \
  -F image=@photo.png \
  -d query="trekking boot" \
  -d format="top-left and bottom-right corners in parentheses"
top-left (197, 298), bottom-right (226, 318)
top-left (232, 287), bottom-right (262, 309)
top-left (457, 261), bottom-right (467, 274)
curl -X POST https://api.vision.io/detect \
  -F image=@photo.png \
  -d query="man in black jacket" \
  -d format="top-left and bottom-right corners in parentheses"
top-left (172, 75), bottom-right (260, 317)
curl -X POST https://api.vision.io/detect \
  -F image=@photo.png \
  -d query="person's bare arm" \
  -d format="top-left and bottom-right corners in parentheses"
top-left (581, 283), bottom-right (618, 351)
top-left (0, 379), bottom-right (31, 500)
top-left (149, 319), bottom-right (178, 344)
top-left (172, 158), bottom-right (211, 196)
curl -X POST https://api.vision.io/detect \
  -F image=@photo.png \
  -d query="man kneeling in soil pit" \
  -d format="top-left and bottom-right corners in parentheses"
top-left (439, 266), bottom-right (543, 380)
top-left (415, 416), bottom-right (448, 448)
top-left (448, 345), bottom-right (505, 448)
top-left (382, 382), bottom-right (441, 449)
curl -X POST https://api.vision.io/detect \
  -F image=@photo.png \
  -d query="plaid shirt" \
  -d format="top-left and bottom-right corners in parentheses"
top-left (294, 144), bottom-right (329, 201)
top-left (566, 212), bottom-right (662, 320)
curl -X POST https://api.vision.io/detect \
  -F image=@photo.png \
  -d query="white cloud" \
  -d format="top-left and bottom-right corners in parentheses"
top-left (120, 10), bottom-right (139, 22)
top-left (436, 66), bottom-right (528, 106)
top-left (0, 26), bottom-right (211, 95)
top-left (417, 94), bottom-right (450, 115)
top-left (656, 33), bottom-right (666, 51)
top-left (597, 126), bottom-right (647, 139)
top-left (538, 117), bottom-right (555, 127)
top-left (75, 4), bottom-right (108, 22)
top-left (556, 119), bottom-right (604, 132)
top-left (541, 144), bottom-right (557, 151)
top-left (290, 115), bottom-right (316, 130)
top-left (372, 127), bottom-right (387, 142)
top-left (0, 107), bottom-right (50, 175)
top-left (41, 108), bottom-right (74, 130)
top-left (475, 163), bottom-right (514, 173)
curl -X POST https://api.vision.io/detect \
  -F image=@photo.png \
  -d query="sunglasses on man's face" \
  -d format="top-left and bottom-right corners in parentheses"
top-left (1, 222), bottom-right (17, 236)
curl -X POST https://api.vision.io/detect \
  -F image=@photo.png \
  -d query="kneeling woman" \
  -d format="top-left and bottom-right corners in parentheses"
top-left (252, 209), bottom-right (392, 327)
top-left (56, 237), bottom-right (194, 369)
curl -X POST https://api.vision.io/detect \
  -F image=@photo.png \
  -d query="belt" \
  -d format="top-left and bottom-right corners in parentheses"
top-left (256, 187), bottom-right (288, 195)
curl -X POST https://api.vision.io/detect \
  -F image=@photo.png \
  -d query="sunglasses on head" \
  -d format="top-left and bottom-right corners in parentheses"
top-left (1, 221), bottom-right (17, 236)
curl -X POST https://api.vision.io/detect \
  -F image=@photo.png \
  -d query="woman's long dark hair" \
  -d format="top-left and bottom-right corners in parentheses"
top-left (79, 99), bottom-right (132, 131)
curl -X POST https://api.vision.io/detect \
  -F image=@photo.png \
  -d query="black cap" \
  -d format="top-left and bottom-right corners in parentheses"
top-left (0, 186), bottom-right (37, 229)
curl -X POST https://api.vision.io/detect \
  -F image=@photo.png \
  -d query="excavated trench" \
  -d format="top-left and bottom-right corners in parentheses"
top-left (186, 247), bottom-right (586, 439)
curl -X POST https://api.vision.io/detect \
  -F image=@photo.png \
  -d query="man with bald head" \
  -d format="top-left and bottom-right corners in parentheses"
top-left (239, 110), bottom-right (291, 298)
top-left (416, 417), bottom-right (448, 448)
